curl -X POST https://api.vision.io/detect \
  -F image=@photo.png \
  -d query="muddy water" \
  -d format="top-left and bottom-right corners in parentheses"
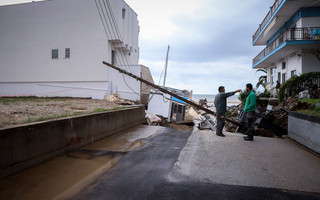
top-left (0, 125), bottom-right (166, 200)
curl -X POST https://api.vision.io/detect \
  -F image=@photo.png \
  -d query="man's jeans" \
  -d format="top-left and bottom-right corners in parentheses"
top-left (216, 113), bottom-right (225, 134)
top-left (245, 111), bottom-right (256, 137)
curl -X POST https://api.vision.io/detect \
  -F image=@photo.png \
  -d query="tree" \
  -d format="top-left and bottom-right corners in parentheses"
top-left (311, 48), bottom-right (320, 62)
top-left (255, 68), bottom-right (267, 89)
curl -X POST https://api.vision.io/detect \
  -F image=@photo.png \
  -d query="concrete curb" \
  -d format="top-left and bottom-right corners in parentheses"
top-left (0, 105), bottom-right (145, 179)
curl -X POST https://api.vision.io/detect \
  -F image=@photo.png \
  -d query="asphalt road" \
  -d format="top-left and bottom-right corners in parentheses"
top-left (74, 128), bottom-right (320, 200)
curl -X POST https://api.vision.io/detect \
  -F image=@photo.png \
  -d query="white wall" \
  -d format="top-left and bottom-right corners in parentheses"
top-left (147, 90), bottom-right (171, 118)
top-left (287, 54), bottom-right (302, 78)
top-left (270, 54), bottom-right (302, 84)
top-left (302, 52), bottom-right (320, 74)
top-left (0, 0), bottom-right (140, 100)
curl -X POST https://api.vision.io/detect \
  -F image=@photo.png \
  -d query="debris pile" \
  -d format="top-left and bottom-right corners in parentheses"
top-left (105, 93), bottom-right (135, 105)
top-left (263, 97), bottom-right (298, 133)
top-left (197, 113), bottom-right (215, 131)
top-left (145, 111), bottom-right (163, 126)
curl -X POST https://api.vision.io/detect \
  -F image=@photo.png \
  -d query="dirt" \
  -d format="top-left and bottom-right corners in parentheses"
top-left (0, 97), bottom-right (120, 129)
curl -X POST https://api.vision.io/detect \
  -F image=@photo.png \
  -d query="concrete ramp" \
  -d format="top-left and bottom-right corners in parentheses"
top-left (173, 130), bottom-right (320, 193)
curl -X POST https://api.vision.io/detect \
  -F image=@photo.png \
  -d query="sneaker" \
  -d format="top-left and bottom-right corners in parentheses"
top-left (244, 136), bottom-right (253, 141)
top-left (216, 133), bottom-right (225, 137)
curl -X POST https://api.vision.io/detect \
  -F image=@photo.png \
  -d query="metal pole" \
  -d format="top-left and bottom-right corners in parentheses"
top-left (102, 61), bottom-right (241, 126)
top-left (163, 45), bottom-right (170, 87)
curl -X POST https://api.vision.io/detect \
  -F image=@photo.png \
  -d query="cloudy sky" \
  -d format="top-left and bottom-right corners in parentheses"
top-left (0, 0), bottom-right (275, 94)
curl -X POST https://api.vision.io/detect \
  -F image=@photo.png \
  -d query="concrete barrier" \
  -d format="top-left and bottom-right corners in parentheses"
top-left (0, 105), bottom-right (145, 179)
top-left (288, 111), bottom-right (320, 154)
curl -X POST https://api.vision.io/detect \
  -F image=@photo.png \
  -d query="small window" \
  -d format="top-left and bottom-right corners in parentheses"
top-left (282, 62), bottom-right (286, 70)
top-left (282, 73), bottom-right (286, 84)
top-left (52, 49), bottom-right (58, 59)
top-left (122, 8), bottom-right (126, 19)
top-left (291, 70), bottom-right (296, 77)
top-left (65, 48), bottom-right (70, 58)
top-left (111, 50), bottom-right (116, 65)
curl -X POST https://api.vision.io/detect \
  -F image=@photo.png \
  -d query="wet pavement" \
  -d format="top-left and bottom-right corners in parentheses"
top-left (0, 125), bottom-right (166, 200)
top-left (74, 129), bottom-right (320, 200)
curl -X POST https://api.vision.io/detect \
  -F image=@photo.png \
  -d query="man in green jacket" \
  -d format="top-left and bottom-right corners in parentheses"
top-left (243, 83), bottom-right (256, 141)
top-left (214, 86), bottom-right (241, 137)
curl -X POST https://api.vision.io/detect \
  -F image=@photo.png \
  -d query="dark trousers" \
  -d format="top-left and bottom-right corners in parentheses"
top-left (245, 111), bottom-right (255, 137)
top-left (216, 113), bottom-right (225, 134)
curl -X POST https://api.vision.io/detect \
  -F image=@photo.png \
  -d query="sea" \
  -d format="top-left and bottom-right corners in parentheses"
top-left (192, 94), bottom-right (241, 106)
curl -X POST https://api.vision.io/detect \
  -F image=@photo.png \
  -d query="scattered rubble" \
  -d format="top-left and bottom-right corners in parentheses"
top-left (145, 111), bottom-right (162, 126)
top-left (104, 93), bottom-right (135, 105)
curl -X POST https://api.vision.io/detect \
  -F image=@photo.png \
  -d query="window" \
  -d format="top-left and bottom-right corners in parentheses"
top-left (52, 49), bottom-right (58, 59)
top-left (111, 50), bottom-right (116, 65)
top-left (278, 72), bottom-right (281, 83)
top-left (291, 70), bottom-right (296, 77)
top-left (65, 48), bottom-right (70, 58)
top-left (282, 62), bottom-right (286, 70)
top-left (282, 73), bottom-right (286, 84)
top-left (122, 8), bottom-right (126, 19)
top-left (271, 76), bottom-right (274, 86)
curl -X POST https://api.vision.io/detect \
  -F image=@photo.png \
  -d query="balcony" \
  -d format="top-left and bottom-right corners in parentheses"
top-left (253, 0), bottom-right (284, 43)
top-left (253, 27), bottom-right (320, 68)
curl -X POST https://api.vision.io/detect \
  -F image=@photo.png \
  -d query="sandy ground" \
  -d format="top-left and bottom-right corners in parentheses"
top-left (0, 97), bottom-right (120, 129)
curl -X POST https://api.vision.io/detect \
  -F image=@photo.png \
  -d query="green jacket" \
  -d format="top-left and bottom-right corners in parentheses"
top-left (244, 91), bottom-right (256, 113)
top-left (214, 92), bottom-right (235, 114)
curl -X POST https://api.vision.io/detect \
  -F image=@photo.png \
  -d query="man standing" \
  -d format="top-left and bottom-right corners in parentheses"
top-left (275, 80), bottom-right (281, 95)
top-left (214, 86), bottom-right (241, 137)
top-left (243, 83), bottom-right (256, 141)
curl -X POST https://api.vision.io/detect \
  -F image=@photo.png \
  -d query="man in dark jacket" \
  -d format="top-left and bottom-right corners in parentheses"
top-left (214, 86), bottom-right (241, 137)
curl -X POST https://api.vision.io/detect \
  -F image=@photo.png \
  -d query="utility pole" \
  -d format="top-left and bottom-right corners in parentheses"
top-left (163, 45), bottom-right (170, 87)
top-left (102, 61), bottom-right (242, 126)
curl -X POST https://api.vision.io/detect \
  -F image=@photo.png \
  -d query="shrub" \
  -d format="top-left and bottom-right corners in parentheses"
top-left (278, 72), bottom-right (320, 102)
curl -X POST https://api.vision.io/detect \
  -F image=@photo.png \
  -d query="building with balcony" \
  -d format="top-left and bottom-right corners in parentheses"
top-left (0, 0), bottom-right (141, 100)
top-left (252, 0), bottom-right (320, 91)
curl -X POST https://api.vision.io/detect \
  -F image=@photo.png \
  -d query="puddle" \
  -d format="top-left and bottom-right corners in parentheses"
top-left (0, 125), bottom-right (165, 200)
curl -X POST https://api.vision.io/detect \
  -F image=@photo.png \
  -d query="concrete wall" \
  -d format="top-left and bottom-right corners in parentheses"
top-left (288, 112), bottom-right (320, 154)
top-left (0, 106), bottom-right (145, 179)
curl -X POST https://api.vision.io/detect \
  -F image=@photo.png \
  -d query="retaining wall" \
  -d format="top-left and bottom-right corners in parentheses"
top-left (0, 105), bottom-right (145, 179)
top-left (288, 111), bottom-right (320, 154)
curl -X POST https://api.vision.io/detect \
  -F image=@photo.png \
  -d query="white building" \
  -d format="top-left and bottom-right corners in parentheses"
top-left (252, 0), bottom-right (320, 92)
top-left (0, 0), bottom-right (141, 100)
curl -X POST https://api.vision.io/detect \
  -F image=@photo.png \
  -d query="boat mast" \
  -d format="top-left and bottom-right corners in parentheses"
top-left (163, 45), bottom-right (170, 87)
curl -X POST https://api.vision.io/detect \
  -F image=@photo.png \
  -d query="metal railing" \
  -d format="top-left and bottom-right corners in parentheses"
top-left (253, 27), bottom-right (320, 66)
top-left (253, 0), bottom-right (284, 42)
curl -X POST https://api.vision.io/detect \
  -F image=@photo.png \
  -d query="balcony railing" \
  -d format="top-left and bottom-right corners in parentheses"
top-left (253, 0), bottom-right (284, 43)
top-left (253, 27), bottom-right (320, 66)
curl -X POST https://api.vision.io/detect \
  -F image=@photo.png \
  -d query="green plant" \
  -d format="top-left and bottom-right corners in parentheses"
top-left (238, 89), bottom-right (257, 105)
top-left (298, 110), bottom-right (320, 117)
top-left (93, 107), bottom-right (124, 112)
top-left (256, 89), bottom-right (271, 107)
top-left (278, 72), bottom-right (320, 102)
